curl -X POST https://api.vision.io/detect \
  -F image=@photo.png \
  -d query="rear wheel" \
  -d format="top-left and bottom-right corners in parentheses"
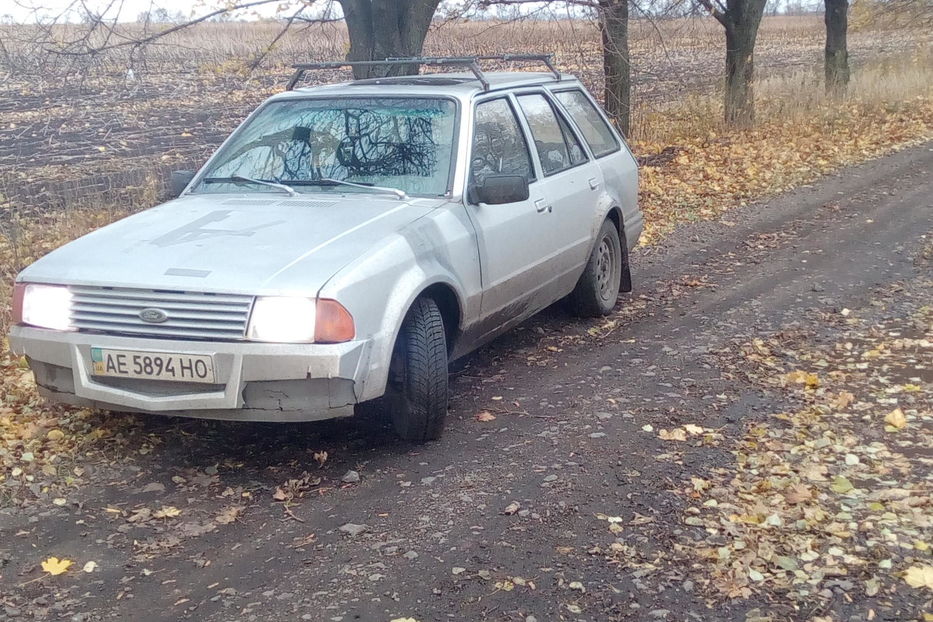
top-left (386, 297), bottom-right (449, 442)
top-left (568, 220), bottom-right (622, 317)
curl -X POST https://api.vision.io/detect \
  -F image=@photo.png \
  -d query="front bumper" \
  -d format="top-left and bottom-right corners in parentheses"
top-left (8, 326), bottom-right (373, 422)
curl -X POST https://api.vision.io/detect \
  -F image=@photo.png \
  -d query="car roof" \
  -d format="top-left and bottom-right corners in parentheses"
top-left (270, 71), bottom-right (580, 102)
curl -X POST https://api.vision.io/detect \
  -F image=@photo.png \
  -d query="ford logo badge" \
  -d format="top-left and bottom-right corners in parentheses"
top-left (139, 308), bottom-right (169, 324)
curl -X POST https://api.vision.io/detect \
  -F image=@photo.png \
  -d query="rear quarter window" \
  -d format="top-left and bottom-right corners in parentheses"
top-left (554, 90), bottom-right (620, 158)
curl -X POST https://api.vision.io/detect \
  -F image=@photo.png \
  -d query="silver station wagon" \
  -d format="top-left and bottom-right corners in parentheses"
top-left (10, 55), bottom-right (642, 442)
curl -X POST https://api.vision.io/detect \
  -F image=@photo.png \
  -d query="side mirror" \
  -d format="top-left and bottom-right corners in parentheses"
top-left (470, 175), bottom-right (529, 205)
top-left (169, 170), bottom-right (196, 198)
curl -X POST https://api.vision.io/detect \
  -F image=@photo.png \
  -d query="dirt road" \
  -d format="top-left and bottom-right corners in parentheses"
top-left (2, 143), bottom-right (931, 622)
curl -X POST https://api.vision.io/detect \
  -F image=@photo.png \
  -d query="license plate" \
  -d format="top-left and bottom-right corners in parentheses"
top-left (90, 347), bottom-right (215, 383)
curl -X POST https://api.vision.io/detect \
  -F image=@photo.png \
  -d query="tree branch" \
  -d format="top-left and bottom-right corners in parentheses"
top-left (46, 0), bottom-right (295, 56)
top-left (695, 0), bottom-right (730, 27)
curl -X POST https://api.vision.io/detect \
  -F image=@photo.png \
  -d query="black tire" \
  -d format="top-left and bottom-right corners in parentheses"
top-left (386, 297), bottom-right (449, 442)
top-left (568, 220), bottom-right (623, 317)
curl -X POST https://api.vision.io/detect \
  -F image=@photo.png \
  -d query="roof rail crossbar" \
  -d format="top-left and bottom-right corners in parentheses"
top-left (286, 54), bottom-right (560, 91)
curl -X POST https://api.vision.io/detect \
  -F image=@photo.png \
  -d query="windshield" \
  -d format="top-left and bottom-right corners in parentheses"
top-left (195, 97), bottom-right (457, 197)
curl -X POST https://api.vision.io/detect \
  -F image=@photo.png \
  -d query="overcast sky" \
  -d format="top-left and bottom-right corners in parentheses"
top-left (4, 0), bottom-right (337, 23)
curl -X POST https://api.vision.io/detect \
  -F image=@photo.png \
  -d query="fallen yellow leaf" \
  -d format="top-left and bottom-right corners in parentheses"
top-left (215, 505), bottom-right (243, 525)
top-left (904, 565), bottom-right (933, 589)
top-left (683, 424), bottom-right (705, 435)
top-left (659, 428), bottom-right (687, 441)
top-left (831, 475), bottom-right (854, 494)
top-left (153, 506), bottom-right (181, 519)
top-left (475, 411), bottom-right (496, 422)
top-left (885, 408), bottom-right (907, 429)
top-left (46, 429), bottom-right (64, 441)
top-left (832, 391), bottom-right (855, 409)
top-left (495, 580), bottom-right (515, 591)
top-left (41, 557), bottom-right (73, 576)
top-left (784, 370), bottom-right (820, 389)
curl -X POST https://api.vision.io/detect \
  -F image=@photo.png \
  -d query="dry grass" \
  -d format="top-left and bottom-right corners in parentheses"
top-left (634, 45), bottom-right (933, 242)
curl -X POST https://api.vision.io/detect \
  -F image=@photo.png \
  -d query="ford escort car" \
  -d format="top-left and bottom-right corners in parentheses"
top-left (9, 55), bottom-right (642, 442)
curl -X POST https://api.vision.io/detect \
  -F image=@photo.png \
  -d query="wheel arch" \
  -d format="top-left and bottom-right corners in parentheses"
top-left (419, 282), bottom-right (463, 356)
top-left (382, 277), bottom-right (464, 383)
top-left (605, 206), bottom-right (633, 293)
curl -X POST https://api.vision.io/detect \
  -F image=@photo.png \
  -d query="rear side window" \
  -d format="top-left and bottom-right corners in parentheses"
top-left (517, 94), bottom-right (587, 176)
top-left (554, 89), bottom-right (620, 158)
top-left (471, 98), bottom-right (535, 185)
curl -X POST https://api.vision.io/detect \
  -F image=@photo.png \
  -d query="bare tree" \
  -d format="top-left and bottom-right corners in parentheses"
top-left (597, 0), bottom-right (631, 135)
top-left (696, 0), bottom-right (768, 126)
top-left (824, 0), bottom-right (848, 96)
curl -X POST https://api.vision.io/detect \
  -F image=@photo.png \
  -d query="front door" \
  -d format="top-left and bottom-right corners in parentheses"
top-left (466, 96), bottom-right (567, 325)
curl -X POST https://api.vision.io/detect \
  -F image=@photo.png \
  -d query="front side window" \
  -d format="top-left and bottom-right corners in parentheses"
top-left (554, 89), bottom-right (620, 157)
top-left (517, 93), bottom-right (587, 176)
top-left (196, 97), bottom-right (457, 197)
top-left (470, 98), bottom-right (534, 186)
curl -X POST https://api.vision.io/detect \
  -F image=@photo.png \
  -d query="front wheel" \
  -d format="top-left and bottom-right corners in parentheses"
top-left (567, 220), bottom-right (623, 317)
top-left (386, 297), bottom-right (449, 442)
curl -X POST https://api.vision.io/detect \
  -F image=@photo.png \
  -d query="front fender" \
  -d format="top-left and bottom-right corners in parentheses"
top-left (317, 212), bottom-right (477, 401)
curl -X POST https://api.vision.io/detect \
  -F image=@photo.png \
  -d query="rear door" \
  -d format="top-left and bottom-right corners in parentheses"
top-left (514, 91), bottom-right (604, 285)
top-left (552, 87), bottom-right (640, 247)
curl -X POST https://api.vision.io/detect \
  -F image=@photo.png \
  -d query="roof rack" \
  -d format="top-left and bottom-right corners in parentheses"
top-left (286, 54), bottom-right (560, 91)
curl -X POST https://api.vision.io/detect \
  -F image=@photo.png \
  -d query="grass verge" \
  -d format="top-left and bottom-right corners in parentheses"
top-left (634, 48), bottom-right (933, 243)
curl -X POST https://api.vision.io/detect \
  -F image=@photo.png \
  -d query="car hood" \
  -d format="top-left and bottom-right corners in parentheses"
top-left (19, 193), bottom-right (443, 295)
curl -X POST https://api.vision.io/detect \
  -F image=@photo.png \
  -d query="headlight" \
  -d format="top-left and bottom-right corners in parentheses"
top-left (247, 297), bottom-right (355, 343)
top-left (248, 297), bottom-right (317, 342)
top-left (17, 283), bottom-right (74, 331)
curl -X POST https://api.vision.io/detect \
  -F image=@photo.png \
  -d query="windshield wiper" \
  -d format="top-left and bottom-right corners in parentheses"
top-left (202, 175), bottom-right (298, 197)
top-left (285, 178), bottom-right (408, 200)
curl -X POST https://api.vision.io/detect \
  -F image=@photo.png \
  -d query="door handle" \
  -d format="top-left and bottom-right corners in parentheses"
top-left (588, 177), bottom-right (600, 190)
top-left (534, 199), bottom-right (551, 213)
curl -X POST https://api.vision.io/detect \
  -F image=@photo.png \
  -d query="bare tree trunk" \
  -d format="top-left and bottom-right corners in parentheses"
top-left (338, 0), bottom-right (441, 78)
top-left (598, 0), bottom-right (631, 136)
top-left (824, 0), bottom-right (849, 96)
top-left (724, 24), bottom-right (755, 126)
top-left (719, 0), bottom-right (767, 127)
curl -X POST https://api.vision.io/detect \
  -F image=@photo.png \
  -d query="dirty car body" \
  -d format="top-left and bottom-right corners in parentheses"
top-left (9, 67), bottom-right (641, 437)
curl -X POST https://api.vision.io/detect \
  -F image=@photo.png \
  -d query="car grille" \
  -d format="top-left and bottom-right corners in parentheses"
top-left (69, 286), bottom-right (253, 340)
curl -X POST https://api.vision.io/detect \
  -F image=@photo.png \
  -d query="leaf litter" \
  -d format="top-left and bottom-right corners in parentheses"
top-left (671, 300), bottom-right (931, 605)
